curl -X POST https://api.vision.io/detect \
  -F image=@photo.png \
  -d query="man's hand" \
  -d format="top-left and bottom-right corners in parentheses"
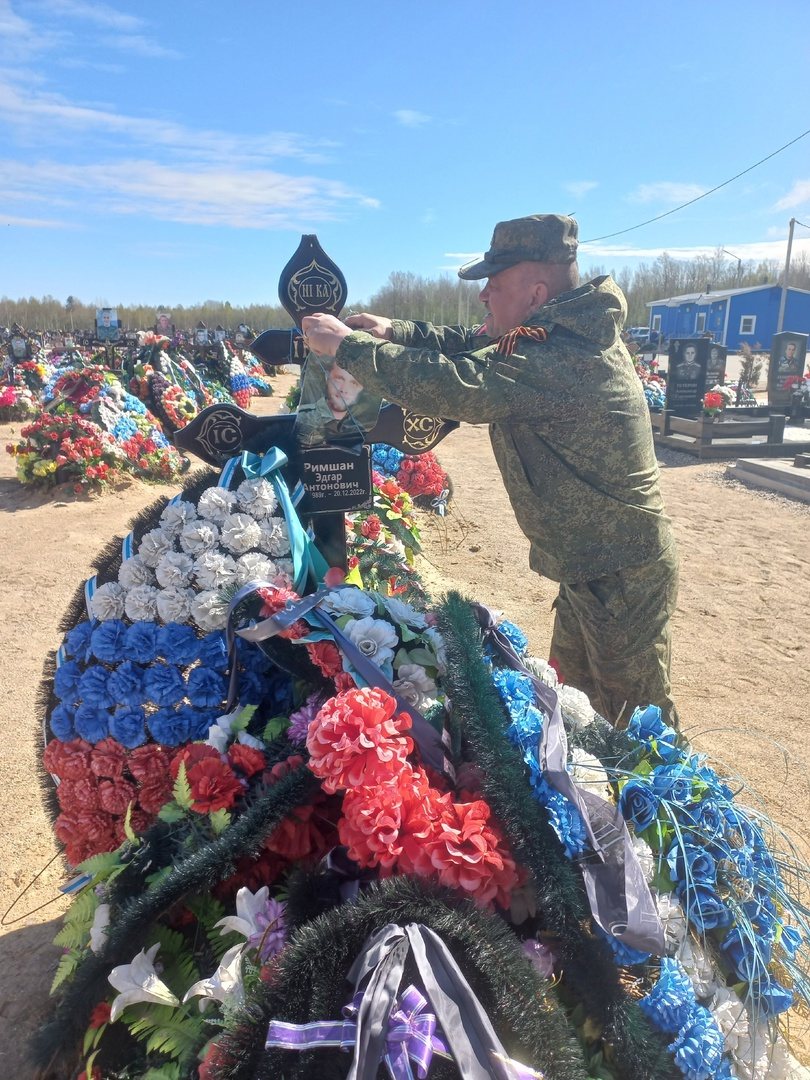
top-left (301, 313), bottom-right (352, 358)
top-left (344, 312), bottom-right (394, 341)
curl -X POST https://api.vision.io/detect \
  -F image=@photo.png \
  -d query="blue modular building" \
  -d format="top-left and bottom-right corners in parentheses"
top-left (646, 284), bottom-right (810, 350)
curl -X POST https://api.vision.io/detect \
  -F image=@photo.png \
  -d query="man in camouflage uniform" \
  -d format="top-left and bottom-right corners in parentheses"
top-left (302, 214), bottom-right (679, 728)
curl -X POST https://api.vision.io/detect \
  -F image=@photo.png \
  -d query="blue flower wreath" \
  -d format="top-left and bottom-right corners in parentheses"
top-left (142, 663), bottom-right (186, 708)
top-left (371, 443), bottom-right (405, 477)
top-left (197, 631), bottom-right (228, 672)
top-left (186, 667), bottom-right (228, 708)
top-left (63, 620), bottom-right (95, 662)
top-left (147, 707), bottom-right (191, 747)
top-left (90, 620), bottom-right (129, 663)
top-left (157, 623), bottom-right (200, 666)
top-left (107, 661), bottom-right (146, 707)
top-left (109, 706), bottom-right (146, 749)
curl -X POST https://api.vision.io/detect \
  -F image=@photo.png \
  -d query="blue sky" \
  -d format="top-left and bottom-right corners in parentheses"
top-left (2, 0), bottom-right (810, 309)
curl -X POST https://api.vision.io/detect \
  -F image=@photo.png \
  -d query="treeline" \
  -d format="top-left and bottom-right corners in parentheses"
top-left (4, 249), bottom-right (810, 333)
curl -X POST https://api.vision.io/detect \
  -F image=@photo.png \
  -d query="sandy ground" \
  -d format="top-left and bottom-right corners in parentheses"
top-left (1, 370), bottom-right (808, 1074)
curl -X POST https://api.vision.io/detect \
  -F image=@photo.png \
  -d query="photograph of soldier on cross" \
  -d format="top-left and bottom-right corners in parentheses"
top-left (301, 213), bottom-right (679, 730)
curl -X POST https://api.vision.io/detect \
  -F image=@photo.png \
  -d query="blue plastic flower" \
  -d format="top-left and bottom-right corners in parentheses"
top-left (197, 631), bottom-right (228, 672)
top-left (77, 665), bottom-right (115, 710)
top-left (720, 925), bottom-right (771, 982)
top-left (497, 619), bottom-right (529, 656)
top-left (619, 779), bottom-right (660, 832)
top-left (676, 882), bottom-right (732, 933)
top-left (157, 623), bottom-right (200, 666)
top-left (668, 1004), bottom-right (725, 1080)
top-left (779, 924), bottom-right (803, 960)
top-left (532, 774), bottom-right (589, 857)
top-left (147, 707), bottom-right (191, 746)
top-left (90, 620), bottom-right (129, 663)
top-left (73, 703), bottom-right (110, 743)
top-left (626, 705), bottom-right (682, 761)
top-left (109, 706), bottom-right (146, 749)
top-left (54, 659), bottom-right (83, 705)
top-left (49, 703), bottom-right (76, 741)
top-left (650, 763), bottom-right (695, 805)
top-left (741, 893), bottom-right (777, 939)
top-left (238, 669), bottom-right (269, 705)
top-left (186, 667), bottom-right (227, 708)
top-left (142, 663), bottom-right (186, 707)
top-left (64, 620), bottom-right (95, 661)
top-left (666, 842), bottom-right (717, 886)
top-left (107, 661), bottom-right (146, 707)
top-left (639, 957), bottom-right (695, 1032)
top-left (680, 798), bottom-right (725, 845)
top-left (751, 975), bottom-right (794, 1015)
top-left (722, 805), bottom-right (756, 851)
top-left (235, 637), bottom-right (270, 673)
top-left (597, 926), bottom-right (652, 968)
top-left (123, 621), bottom-right (159, 664)
top-left (180, 706), bottom-right (219, 741)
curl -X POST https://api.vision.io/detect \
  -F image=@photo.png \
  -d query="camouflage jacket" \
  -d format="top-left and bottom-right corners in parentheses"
top-left (336, 275), bottom-right (673, 582)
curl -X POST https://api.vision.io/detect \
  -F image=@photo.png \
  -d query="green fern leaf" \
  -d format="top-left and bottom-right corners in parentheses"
top-left (50, 949), bottom-right (82, 993)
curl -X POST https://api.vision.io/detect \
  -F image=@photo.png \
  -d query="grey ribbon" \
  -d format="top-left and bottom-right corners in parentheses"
top-left (472, 604), bottom-right (664, 955)
top-left (345, 922), bottom-right (532, 1080)
top-left (226, 584), bottom-right (454, 779)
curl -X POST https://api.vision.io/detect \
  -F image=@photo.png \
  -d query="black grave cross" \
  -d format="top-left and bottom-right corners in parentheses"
top-left (176, 234), bottom-right (458, 585)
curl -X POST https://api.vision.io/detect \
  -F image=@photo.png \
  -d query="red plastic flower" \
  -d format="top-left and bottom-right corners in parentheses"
top-left (43, 738), bottom-right (93, 781)
top-left (170, 742), bottom-right (221, 780)
top-left (305, 639), bottom-right (343, 678)
top-left (128, 744), bottom-right (172, 783)
top-left (257, 585), bottom-right (307, 639)
top-left (227, 743), bottom-right (266, 777)
top-left (306, 687), bottom-right (414, 794)
top-left (57, 776), bottom-right (101, 813)
top-left (360, 514), bottom-right (382, 540)
top-left (339, 766), bottom-right (435, 871)
top-left (97, 777), bottom-right (138, 816)
top-left (137, 777), bottom-right (174, 815)
top-left (186, 757), bottom-right (243, 813)
top-left (88, 1001), bottom-right (112, 1029)
top-left (90, 739), bottom-right (128, 779)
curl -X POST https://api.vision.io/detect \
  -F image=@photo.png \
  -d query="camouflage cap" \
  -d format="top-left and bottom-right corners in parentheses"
top-left (458, 214), bottom-right (578, 280)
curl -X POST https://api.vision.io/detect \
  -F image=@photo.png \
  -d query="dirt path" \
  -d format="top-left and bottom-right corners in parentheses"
top-left (1, 378), bottom-right (808, 1072)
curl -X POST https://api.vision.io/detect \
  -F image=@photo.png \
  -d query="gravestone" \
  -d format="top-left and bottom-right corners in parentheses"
top-left (178, 234), bottom-right (457, 575)
top-left (666, 338), bottom-right (708, 415)
top-left (768, 331), bottom-right (808, 409)
top-left (704, 343), bottom-right (727, 392)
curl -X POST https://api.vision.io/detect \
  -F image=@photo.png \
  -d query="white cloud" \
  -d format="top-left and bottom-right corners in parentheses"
top-left (564, 180), bottom-right (598, 198)
top-left (627, 181), bottom-right (706, 205)
top-left (394, 109), bottom-right (431, 128)
top-left (581, 238), bottom-right (810, 263)
top-left (0, 159), bottom-right (379, 228)
top-left (773, 180), bottom-right (810, 211)
top-left (35, 0), bottom-right (145, 32)
top-left (1, 213), bottom-right (78, 228)
top-left (0, 78), bottom-right (337, 165)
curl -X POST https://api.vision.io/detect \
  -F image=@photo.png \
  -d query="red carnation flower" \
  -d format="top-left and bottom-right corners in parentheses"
top-left (186, 757), bottom-right (243, 813)
top-left (128, 744), bottom-right (172, 783)
top-left (257, 585), bottom-right (307, 639)
top-left (305, 639), bottom-right (343, 678)
top-left (227, 743), bottom-right (266, 777)
top-left (90, 739), bottom-right (128, 779)
top-left (57, 776), bottom-right (101, 813)
top-left (170, 742), bottom-right (221, 780)
top-left (97, 778), bottom-right (138, 816)
top-left (43, 738), bottom-right (93, 781)
top-left (333, 671), bottom-right (357, 695)
top-left (137, 777), bottom-right (174, 815)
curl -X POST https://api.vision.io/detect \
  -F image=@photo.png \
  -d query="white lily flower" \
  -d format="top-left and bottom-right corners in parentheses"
top-left (89, 902), bottom-right (110, 954)
top-left (215, 886), bottom-right (269, 940)
top-left (108, 942), bottom-right (179, 1022)
top-left (182, 943), bottom-right (245, 1013)
top-left (205, 712), bottom-right (239, 752)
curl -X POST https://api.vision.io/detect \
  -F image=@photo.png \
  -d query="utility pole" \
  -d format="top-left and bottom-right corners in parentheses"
top-left (776, 217), bottom-right (796, 334)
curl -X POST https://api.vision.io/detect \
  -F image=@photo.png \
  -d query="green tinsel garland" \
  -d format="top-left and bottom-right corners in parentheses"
top-left (214, 875), bottom-right (590, 1080)
top-left (436, 592), bottom-right (678, 1080)
top-left (30, 763), bottom-right (319, 1075)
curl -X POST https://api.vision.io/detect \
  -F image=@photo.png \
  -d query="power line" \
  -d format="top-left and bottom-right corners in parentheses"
top-left (581, 127), bottom-right (810, 245)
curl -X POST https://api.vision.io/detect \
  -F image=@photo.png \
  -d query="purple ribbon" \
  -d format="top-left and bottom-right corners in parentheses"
top-left (266, 983), bottom-right (450, 1079)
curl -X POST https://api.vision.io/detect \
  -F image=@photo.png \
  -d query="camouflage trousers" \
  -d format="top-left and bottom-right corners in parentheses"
top-left (549, 543), bottom-right (680, 729)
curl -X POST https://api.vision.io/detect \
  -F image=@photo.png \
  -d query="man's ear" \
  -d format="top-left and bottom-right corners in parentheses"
top-left (530, 280), bottom-right (549, 310)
